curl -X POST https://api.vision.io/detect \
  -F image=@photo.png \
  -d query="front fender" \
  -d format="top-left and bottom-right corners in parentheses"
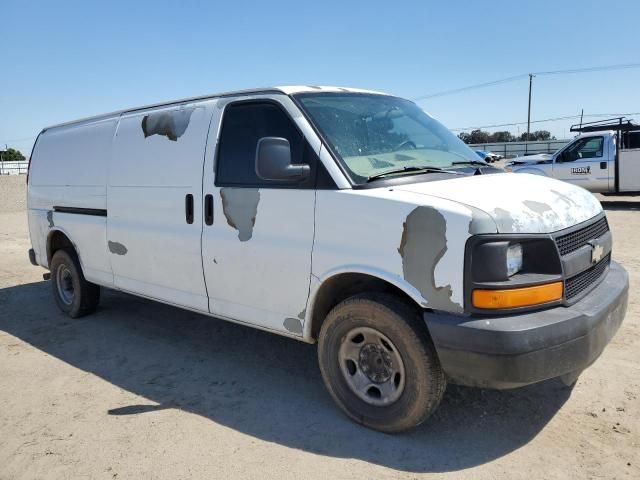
top-left (303, 265), bottom-right (429, 340)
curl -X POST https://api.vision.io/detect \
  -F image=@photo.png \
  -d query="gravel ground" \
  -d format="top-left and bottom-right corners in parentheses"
top-left (0, 175), bottom-right (27, 213)
top-left (0, 175), bottom-right (638, 479)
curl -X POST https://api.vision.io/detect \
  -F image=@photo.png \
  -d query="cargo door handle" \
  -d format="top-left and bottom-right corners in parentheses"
top-left (185, 194), bottom-right (194, 224)
top-left (204, 194), bottom-right (213, 225)
top-left (600, 161), bottom-right (607, 169)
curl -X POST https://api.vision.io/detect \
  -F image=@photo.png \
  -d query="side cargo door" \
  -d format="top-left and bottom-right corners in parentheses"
top-left (552, 135), bottom-right (611, 192)
top-left (201, 96), bottom-right (321, 335)
top-left (107, 103), bottom-right (213, 311)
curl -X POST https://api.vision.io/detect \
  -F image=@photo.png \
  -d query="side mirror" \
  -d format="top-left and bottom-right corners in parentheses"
top-left (255, 137), bottom-right (310, 182)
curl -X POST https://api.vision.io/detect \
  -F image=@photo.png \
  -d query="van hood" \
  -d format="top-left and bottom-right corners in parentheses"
top-left (393, 172), bottom-right (603, 234)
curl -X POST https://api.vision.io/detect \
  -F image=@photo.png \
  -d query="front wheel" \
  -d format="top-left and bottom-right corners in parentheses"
top-left (318, 294), bottom-right (446, 433)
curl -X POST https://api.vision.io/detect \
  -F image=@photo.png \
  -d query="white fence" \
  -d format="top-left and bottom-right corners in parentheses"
top-left (0, 161), bottom-right (29, 175)
top-left (470, 139), bottom-right (570, 158)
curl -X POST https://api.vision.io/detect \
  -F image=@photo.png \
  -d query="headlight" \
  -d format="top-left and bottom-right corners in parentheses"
top-left (471, 241), bottom-right (524, 281)
top-left (467, 237), bottom-right (564, 311)
top-left (506, 243), bottom-right (523, 277)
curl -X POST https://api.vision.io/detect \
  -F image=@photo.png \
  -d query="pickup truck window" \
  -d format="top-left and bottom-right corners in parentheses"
top-left (295, 93), bottom-right (480, 184)
top-left (562, 136), bottom-right (604, 162)
top-left (216, 101), bottom-right (314, 188)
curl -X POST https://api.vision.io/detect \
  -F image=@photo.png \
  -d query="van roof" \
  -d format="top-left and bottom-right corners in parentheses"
top-left (44, 85), bottom-right (388, 131)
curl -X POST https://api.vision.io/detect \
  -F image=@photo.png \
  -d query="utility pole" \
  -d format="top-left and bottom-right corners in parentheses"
top-left (526, 73), bottom-right (534, 154)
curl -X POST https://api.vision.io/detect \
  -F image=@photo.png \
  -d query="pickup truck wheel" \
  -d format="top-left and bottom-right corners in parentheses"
top-left (50, 249), bottom-right (100, 318)
top-left (318, 294), bottom-right (446, 433)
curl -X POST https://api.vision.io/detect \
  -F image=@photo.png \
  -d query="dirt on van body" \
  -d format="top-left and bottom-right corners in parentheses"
top-left (0, 174), bottom-right (638, 479)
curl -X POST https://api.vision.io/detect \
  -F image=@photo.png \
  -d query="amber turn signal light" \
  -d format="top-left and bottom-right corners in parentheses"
top-left (472, 282), bottom-right (563, 309)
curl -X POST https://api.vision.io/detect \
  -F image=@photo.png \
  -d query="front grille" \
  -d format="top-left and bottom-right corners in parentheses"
top-left (565, 254), bottom-right (610, 300)
top-left (555, 217), bottom-right (609, 256)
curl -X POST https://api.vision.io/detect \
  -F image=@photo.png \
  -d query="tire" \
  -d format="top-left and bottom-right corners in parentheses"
top-left (50, 248), bottom-right (100, 318)
top-left (318, 293), bottom-right (446, 433)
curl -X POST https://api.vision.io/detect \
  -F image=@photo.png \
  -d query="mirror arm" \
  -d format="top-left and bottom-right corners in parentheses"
top-left (283, 164), bottom-right (311, 179)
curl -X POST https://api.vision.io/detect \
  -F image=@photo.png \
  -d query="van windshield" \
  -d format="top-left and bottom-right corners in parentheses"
top-left (295, 93), bottom-right (481, 183)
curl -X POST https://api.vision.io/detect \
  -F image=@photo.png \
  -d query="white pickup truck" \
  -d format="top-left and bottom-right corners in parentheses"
top-left (27, 86), bottom-right (629, 432)
top-left (506, 118), bottom-right (640, 194)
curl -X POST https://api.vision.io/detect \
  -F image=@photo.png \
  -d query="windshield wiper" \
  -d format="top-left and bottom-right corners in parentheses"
top-left (366, 166), bottom-right (457, 182)
top-left (450, 160), bottom-right (489, 167)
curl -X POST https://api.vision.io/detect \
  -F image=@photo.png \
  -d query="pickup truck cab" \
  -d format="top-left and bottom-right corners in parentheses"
top-left (507, 119), bottom-right (640, 194)
top-left (27, 86), bottom-right (629, 432)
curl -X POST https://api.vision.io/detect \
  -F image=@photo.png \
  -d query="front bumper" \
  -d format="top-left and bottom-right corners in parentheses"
top-left (425, 260), bottom-right (628, 389)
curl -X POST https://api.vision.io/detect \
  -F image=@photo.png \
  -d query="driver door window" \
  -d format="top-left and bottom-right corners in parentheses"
top-left (562, 137), bottom-right (604, 162)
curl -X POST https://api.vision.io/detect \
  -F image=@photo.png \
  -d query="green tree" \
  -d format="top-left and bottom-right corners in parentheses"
top-left (458, 132), bottom-right (471, 143)
top-left (1, 148), bottom-right (26, 162)
top-left (468, 129), bottom-right (490, 144)
top-left (488, 131), bottom-right (514, 142)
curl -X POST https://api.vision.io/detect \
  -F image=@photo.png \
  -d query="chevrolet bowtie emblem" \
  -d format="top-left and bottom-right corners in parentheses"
top-left (591, 243), bottom-right (604, 264)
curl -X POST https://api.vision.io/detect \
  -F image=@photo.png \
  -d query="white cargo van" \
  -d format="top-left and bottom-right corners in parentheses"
top-left (27, 86), bottom-right (628, 432)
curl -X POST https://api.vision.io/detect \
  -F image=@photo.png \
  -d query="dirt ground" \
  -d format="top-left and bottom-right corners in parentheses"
top-left (0, 174), bottom-right (638, 479)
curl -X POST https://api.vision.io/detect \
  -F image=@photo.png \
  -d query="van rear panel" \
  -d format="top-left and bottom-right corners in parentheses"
top-left (27, 119), bottom-right (117, 283)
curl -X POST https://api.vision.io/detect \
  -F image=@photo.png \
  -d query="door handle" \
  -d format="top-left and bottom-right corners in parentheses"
top-left (204, 194), bottom-right (213, 225)
top-left (185, 194), bottom-right (194, 224)
top-left (600, 161), bottom-right (607, 169)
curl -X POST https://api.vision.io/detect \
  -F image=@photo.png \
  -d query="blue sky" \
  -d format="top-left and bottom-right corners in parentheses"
top-left (3, 0), bottom-right (640, 155)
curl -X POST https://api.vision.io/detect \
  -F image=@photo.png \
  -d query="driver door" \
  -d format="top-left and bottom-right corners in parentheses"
top-left (553, 136), bottom-right (610, 192)
top-left (200, 97), bottom-right (319, 335)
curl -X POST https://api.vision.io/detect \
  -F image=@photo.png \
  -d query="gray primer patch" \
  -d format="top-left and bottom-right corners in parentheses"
top-left (398, 206), bottom-right (462, 313)
top-left (283, 318), bottom-right (303, 335)
top-left (298, 308), bottom-right (306, 320)
top-left (46, 210), bottom-right (54, 228)
top-left (468, 207), bottom-right (496, 235)
top-left (108, 241), bottom-right (128, 256)
top-left (141, 108), bottom-right (194, 141)
top-left (523, 200), bottom-right (552, 215)
top-left (550, 189), bottom-right (578, 208)
top-left (493, 207), bottom-right (516, 233)
top-left (220, 188), bottom-right (260, 242)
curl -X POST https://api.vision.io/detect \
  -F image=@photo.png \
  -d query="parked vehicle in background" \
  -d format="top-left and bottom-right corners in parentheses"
top-left (26, 86), bottom-right (628, 432)
top-left (475, 150), bottom-right (500, 163)
top-left (506, 118), bottom-right (640, 194)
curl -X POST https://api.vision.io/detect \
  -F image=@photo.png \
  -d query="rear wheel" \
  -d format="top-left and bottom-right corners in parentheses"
top-left (50, 249), bottom-right (100, 318)
top-left (318, 294), bottom-right (446, 433)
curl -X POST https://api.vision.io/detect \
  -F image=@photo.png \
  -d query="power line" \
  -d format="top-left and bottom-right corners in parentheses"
top-left (412, 74), bottom-right (528, 101)
top-left (534, 63), bottom-right (640, 76)
top-left (413, 62), bottom-right (640, 101)
top-left (451, 112), bottom-right (640, 132)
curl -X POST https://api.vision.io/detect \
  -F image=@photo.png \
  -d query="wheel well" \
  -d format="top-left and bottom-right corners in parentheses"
top-left (310, 273), bottom-right (420, 340)
top-left (47, 230), bottom-right (74, 265)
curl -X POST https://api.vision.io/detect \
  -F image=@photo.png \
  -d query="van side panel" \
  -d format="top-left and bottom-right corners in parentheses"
top-left (108, 104), bottom-right (211, 311)
top-left (27, 120), bottom-right (116, 285)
